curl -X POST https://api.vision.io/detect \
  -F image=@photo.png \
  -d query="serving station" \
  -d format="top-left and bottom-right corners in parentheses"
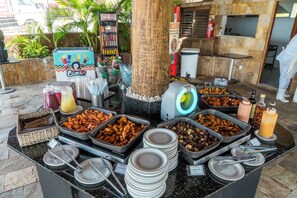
top-left (7, 84), bottom-right (296, 198)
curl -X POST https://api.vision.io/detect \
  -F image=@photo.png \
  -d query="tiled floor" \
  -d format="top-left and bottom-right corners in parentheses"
top-left (0, 80), bottom-right (297, 198)
top-left (260, 67), bottom-right (280, 88)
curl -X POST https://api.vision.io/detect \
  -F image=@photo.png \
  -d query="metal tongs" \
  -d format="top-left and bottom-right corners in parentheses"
top-left (214, 155), bottom-right (257, 167)
top-left (48, 149), bottom-right (82, 172)
top-left (239, 145), bottom-right (277, 154)
top-left (89, 157), bottom-right (127, 198)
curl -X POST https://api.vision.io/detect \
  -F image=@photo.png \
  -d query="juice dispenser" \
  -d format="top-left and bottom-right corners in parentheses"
top-left (60, 86), bottom-right (77, 113)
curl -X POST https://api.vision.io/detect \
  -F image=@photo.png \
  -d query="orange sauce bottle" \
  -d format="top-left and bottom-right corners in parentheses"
top-left (259, 103), bottom-right (278, 138)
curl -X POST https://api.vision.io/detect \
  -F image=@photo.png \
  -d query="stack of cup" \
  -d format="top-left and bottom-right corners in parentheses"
top-left (143, 128), bottom-right (178, 171)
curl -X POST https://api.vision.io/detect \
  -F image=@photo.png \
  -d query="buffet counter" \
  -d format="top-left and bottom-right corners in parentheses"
top-left (6, 90), bottom-right (296, 198)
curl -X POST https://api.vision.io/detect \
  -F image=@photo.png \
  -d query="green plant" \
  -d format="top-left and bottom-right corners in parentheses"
top-left (117, 0), bottom-right (132, 53)
top-left (9, 26), bottom-right (50, 59)
top-left (50, 0), bottom-right (115, 53)
top-left (53, 27), bottom-right (68, 48)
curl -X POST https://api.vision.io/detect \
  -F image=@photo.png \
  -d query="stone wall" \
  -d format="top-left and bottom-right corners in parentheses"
top-left (181, 0), bottom-right (277, 85)
top-left (1, 57), bottom-right (55, 88)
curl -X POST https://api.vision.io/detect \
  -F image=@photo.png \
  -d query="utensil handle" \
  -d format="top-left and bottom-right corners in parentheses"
top-left (100, 157), bottom-right (127, 195)
top-left (219, 158), bottom-right (256, 166)
top-left (89, 161), bottom-right (124, 197)
top-left (246, 148), bottom-right (277, 154)
top-left (56, 143), bottom-right (83, 169)
top-left (239, 145), bottom-right (275, 150)
top-left (48, 149), bottom-right (79, 172)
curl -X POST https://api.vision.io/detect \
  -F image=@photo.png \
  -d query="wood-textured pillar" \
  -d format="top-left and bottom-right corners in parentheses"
top-left (131, 0), bottom-right (173, 97)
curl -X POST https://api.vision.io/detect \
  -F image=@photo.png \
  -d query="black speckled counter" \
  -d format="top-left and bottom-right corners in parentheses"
top-left (7, 122), bottom-right (295, 198)
top-left (7, 88), bottom-right (296, 198)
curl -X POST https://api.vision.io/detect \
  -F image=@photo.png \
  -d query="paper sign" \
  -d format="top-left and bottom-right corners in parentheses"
top-left (248, 138), bottom-right (261, 146)
top-left (187, 165), bottom-right (206, 176)
top-left (114, 163), bottom-right (127, 175)
top-left (169, 22), bottom-right (180, 55)
top-left (47, 139), bottom-right (60, 149)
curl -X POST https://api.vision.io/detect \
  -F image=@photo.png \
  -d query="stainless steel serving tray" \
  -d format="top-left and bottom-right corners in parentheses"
top-left (189, 109), bottom-right (251, 143)
top-left (157, 117), bottom-right (223, 159)
top-left (200, 94), bottom-right (241, 113)
top-left (59, 107), bottom-right (117, 140)
top-left (88, 114), bottom-right (150, 153)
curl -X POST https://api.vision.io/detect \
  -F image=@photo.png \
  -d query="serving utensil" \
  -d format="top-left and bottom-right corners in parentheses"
top-left (239, 145), bottom-right (277, 154)
top-left (89, 160), bottom-right (125, 197)
top-left (48, 149), bottom-right (81, 172)
top-left (56, 143), bottom-right (83, 169)
top-left (100, 157), bottom-right (127, 195)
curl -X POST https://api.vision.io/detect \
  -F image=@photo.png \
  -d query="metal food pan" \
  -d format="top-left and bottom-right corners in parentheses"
top-left (59, 107), bottom-right (117, 140)
top-left (200, 94), bottom-right (241, 113)
top-left (88, 114), bottom-right (150, 153)
top-left (189, 109), bottom-right (251, 143)
top-left (157, 117), bottom-right (223, 159)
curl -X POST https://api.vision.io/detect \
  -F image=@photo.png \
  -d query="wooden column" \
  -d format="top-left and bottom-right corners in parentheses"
top-left (131, 0), bottom-right (173, 97)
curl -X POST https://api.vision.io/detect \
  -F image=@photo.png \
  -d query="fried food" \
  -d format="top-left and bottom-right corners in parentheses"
top-left (96, 116), bottom-right (145, 146)
top-left (198, 87), bottom-right (229, 95)
top-left (204, 97), bottom-right (240, 107)
top-left (63, 109), bottom-right (113, 133)
top-left (164, 121), bottom-right (219, 152)
top-left (195, 114), bottom-right (241, 137)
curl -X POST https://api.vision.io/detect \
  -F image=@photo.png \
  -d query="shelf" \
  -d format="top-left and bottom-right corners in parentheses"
top-left (102, 32), bottom-right (117, 34)
top-left (103, 46), bottom-right (118, 48)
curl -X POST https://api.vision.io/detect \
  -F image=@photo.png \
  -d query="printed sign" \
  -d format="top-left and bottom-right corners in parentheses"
top-left (100, 13), bottom-right (117, 21)
top-left (53, 48), bottom-right (96, 81)
top-left (169, 22), bottom-right (180, 55)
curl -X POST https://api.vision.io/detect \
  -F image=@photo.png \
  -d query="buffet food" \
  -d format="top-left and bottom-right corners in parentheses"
top-left (164, 121), bottom-right (220, 152)
top-left (96, 116), bottom-right (146, 146)
top-left (195, 114), bottom-right (241, 137)
top-left (63, 109), bottom-right (113, 133)
top-left (197, 87), bottom-right (229, 95)
top-left (204, 96), bottom-right (240, 107)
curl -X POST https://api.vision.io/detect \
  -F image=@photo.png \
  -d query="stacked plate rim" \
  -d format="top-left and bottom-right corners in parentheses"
top-left (125, 148), bottom-right (168, 198)
top-left (143, 128), bottom-right (179, 171)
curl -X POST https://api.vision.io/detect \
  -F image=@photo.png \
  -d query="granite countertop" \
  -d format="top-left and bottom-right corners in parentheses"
top-left (7, 120), bottom-right (295, 198)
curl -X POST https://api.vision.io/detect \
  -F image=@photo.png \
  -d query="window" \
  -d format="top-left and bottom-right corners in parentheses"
top-left (181, 7), bottom-right (210, 39)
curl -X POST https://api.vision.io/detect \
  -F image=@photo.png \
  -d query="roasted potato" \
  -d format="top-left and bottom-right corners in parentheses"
top-left (204, 97), bottom-right (240, 107)
top-left (195, 114), bottom-right (241, 137)
top-left (198, 87), bottom-right (229, 95)
top-left (96, 116), bottom-right (145, 146)
top-left (63, 109), bottom-right (113, 133)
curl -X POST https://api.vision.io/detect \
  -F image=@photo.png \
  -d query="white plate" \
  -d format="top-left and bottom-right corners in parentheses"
top-left (129, 148), bottom-right (168, 174)
top-left (74, 158), bottom-right (112, 185)
top-left (126, 166), bottom-right (167, 183)
top-left (254, 130), bottom-right (277, 142)
top-left (43, 145), bottom-right (79, 167)
top-left (60, 105), bottom-right (83, 115)
top-left (143, 128), bottom-right (178, 149)
top-left (127, 181), bottom-right (166, 198)
top-left (231, 147), bottom-right (265, 167)
top-left (208, 158), bottom-right (245, 182)
top-left (125, 171), bottom-right (167, 190)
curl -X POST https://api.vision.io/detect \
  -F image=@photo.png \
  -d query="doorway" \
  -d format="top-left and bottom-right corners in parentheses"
top-left (260, 0), bottom-right (297, 87)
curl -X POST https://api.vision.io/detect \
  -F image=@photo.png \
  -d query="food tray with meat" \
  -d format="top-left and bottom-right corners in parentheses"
top-left (200, 95), bottom-right (241, 113)
top-left (157, 117), bottom-right (223, 159)
top-left (89, 115), bottom-right (150, 153)
top-left (59, 107), bottom-right (117, 140)
top-left (196, 86), bottom-right (232, 96)
top-left (189, 109), bottom-right (251, 143)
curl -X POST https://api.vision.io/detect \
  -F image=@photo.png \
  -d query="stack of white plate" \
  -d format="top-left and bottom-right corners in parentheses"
top-left (143, 128), bottom-right (178, 171)
top-left (125, 148), bottom-right (168, 198)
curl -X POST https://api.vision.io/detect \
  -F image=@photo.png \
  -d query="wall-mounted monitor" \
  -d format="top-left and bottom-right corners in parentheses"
top-left (222, 15), bottom-right (259, 38)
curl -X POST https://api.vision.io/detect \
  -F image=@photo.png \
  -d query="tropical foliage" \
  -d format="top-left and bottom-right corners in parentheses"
top-left (9, 26), bottom-right (50, 59)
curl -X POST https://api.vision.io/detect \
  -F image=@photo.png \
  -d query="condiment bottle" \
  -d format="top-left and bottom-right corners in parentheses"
top-left (237, 98), bottom-right (252, 123)
top-left (252, 94), bottom-right (266, 129)
top-left (249, 90), bottom-right (257, 123)
top-left (43, 87), bottom-right (59, 111)
top-left (60, 86), bottom-right (77, 113)
top-left (259, 102), bottom-right (278, 138)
